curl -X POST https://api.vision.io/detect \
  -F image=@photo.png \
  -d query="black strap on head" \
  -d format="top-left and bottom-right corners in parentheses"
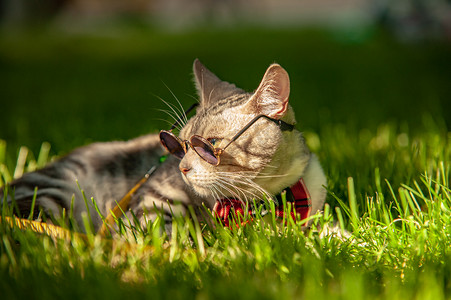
top-left (222, 114), bottom-right (295, 152)
top-left (274, 118), bottom-right (295, 132)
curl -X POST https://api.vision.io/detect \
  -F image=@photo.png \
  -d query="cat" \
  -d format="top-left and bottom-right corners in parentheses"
top-left (0, 59), bottom-right (327, 233)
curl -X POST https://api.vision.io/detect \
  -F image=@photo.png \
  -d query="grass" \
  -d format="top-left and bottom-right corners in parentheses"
top-left (1, 25), bottom-right (451, 299)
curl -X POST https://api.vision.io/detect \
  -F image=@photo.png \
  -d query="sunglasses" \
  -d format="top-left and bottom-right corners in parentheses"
top-left (159, 103), bottom-right (294, 166)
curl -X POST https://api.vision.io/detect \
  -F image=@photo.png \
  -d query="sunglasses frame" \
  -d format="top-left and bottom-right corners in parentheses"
top-left (160, 132), bottom-right (222, 165)
top-left (159, 104), bottom-right (295, 166)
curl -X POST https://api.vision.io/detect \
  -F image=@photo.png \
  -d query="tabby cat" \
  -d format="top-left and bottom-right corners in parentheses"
top-left (0, 59), bottom-right (326, 233)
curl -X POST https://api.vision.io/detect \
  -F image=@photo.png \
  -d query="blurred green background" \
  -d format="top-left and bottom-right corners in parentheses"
top-left (0, 0), bottom-right (450, 159)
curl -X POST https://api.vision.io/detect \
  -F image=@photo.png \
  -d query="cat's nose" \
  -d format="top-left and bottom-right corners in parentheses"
top-left (180, 166), bottom-right (191, 175)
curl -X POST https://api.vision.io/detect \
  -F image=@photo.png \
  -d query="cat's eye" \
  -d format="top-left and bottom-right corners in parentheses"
top-left (160, 112), bottom-right (294, 166)
top-left (208, 138), bottom-right (222, 147)
top-left (191, 136), bottom-right (219, 165)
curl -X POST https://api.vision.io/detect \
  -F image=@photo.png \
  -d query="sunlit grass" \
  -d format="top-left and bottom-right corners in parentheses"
top-left (1, 117), bottom-right (450, 299)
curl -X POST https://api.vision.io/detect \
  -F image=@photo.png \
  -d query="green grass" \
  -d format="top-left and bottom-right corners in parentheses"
top-left (1, 26), bottom-right (451, 299)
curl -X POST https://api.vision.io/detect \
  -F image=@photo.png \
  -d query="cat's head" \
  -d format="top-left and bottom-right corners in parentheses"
top-left (176, 59), bottom-right (310, 202)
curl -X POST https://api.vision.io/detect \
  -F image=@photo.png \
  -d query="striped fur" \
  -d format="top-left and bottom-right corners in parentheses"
top-left (178, 60), bottom-right (326, 215)
top-left (0, 59), bottom-right (327, 232)
top-left (1, 134), bottom-right (196, 231)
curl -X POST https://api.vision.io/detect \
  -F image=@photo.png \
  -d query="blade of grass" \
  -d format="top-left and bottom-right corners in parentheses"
top-left (13, 146), bottom-right (28, 179)
top-left (27, 187), bottom-right (38, 220)
top-left (36, 142), bottom-right (51, 168)
top-left (347, 177), bottom-right (359, 232)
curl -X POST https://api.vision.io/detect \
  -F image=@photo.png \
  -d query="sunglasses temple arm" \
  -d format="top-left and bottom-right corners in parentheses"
top-left (221, 115), bottom-right (294, 152)
top-left (221, 115), bottom-right (269, 152)
top-left (169, 103), bottom-right (200, 131)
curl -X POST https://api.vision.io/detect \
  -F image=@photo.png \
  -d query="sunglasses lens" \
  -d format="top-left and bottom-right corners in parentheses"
top-left (190, 136), bottom-right (219, 165)
top-left (159, 131), bottom-right (185, 159)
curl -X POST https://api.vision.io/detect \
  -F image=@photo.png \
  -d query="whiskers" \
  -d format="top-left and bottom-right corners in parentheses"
top-left (157, 99), bottom-right (186, 131)
top-left (157, 85), bottom-right (197, 131)
top-left (211, 171), bottom-right (276, 205)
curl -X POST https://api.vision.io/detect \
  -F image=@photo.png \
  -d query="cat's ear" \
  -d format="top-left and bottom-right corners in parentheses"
top-left (193, 59), bottom-right (244, 107)
top-left (247, 64), bottom-right (290, 118)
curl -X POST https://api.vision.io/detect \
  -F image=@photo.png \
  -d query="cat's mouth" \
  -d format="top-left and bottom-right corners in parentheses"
top-left (180, 168), bottom-right (269, 202)
top-left (180, 170), bottom-right (223, 197)
top-left (186, 177), bottom-right (248, 200)
top-left (182, 177), bottom-right (215, 198)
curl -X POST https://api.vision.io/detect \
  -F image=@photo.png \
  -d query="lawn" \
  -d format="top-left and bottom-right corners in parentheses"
top-left (1, 25), bottom-right (451, 299)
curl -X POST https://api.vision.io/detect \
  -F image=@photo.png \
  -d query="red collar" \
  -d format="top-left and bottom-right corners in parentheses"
top-left (212, 178), bottom-right (311, 228)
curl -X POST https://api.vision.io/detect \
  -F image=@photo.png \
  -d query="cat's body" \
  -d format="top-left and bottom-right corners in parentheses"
top-left (2, 134), bottom-right (200, 231)
top-left (0, 60), bottom-right (326, 232)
